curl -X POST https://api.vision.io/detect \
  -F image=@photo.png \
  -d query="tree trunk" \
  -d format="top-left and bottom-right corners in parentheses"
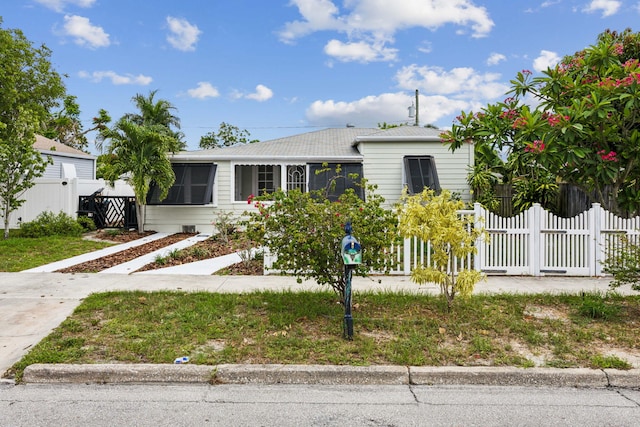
top-left (3, 200), bottom-right (10, 239)
top-left (135, 202), bottom-right (145, 234)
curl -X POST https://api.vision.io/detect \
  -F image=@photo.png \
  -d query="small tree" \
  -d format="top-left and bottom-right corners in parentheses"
top-left (243, 176), bottom-right (399, 297)
top-left (0, 20), bottom-right (66, 239)
top-left (199, 122), bottom-right (258, 149)
top-left (98, 120), bottom-right (175, 233)
top-left (396, 189), bottom-right (484, 310)
top-left (602, 235), bottom-right (640, 292)
top-left (0, 114), bottom-right (50, 239)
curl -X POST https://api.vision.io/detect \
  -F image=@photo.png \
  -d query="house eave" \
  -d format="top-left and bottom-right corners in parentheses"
top-left (39, 149), bottom-right (96, 160)
top-left (353, 135), bottom-right (442, 146)
top-left (170, 154), bottom-right (364, 163)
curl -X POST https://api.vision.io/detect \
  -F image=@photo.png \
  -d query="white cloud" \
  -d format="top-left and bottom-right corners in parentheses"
top-left (533, 50), bottom-right (561, 72)
top-left (583, 0), bottom-right (621, 17)
top-left (166, 16), bottom-right (201, 51)
top-left (306, 92), bottom-right (470, 128)
top-left (246, 85), bottom-right (274, 102)
top-left (62, 15), bottom-right (110, 48)
top-left (78, 70), bottom-right (152, 85)
top-left (35, 0), bottom-right (95, 12)
top-left (279, 0), bottom-right (495, 60)
top-left (486, 52), bottom-right (506, 66)
top-left (187, 82), bottom-right (220, 99)
top-left (323, 39), bottom-right (398, 62)
top-left (394, 64), bottom-right (508, 99)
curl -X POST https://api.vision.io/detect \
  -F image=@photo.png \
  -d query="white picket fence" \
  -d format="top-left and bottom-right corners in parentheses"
top-left (386, 203), bottom-right (640, 277)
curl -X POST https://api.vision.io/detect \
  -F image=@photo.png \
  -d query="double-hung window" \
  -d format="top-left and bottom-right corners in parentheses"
top-left (403, 156), bottom-right (440, 194)
top-left (147, 163), bottom-right (217, 205)
top-left (235, 165), bottom-right (281, 201)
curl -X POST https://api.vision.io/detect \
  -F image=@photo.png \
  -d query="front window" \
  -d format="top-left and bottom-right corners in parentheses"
top-left (235, 165), bottom-right (281, 201)
top-left (147, 163), bottom-right (217, 205)
top-left (287, 165), bottom-right (306, 192)
top-left (403, 156), bottom-right (440, 194)
top-left (308, 163), bottom-right (363, 201)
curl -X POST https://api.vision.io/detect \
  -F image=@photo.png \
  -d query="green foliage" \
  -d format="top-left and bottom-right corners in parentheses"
top-left (212, 211), bottom-right (238, 244)
top-left (43, 95), bottom-right (111, 152)
top-left (199, 122), bottom-right (258, 149)
top-left (243, 174), bottom-right (399, 296)
top-left (20, 211), bottom-right (84, 237)
top-left (443, 29), bottom-right (640, 216)
top-left (575, 292), bottom-right (620, 319)
top-left (590, 354), bottom-right (632, 370)
top-left (0, 20), bottom-right (66, 239)
top-left (76, 215), bottom-right (97, 232)
top-left (603, 234), bottom-right (640, 292)
top-left (97, 90), bottom-right (186, 233)
top-left (396, 189), bottom-right (485, 310)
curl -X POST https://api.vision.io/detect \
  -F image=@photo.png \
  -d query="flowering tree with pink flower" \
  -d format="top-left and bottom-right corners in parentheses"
top-left (443, 29), bottom-right (640, 215)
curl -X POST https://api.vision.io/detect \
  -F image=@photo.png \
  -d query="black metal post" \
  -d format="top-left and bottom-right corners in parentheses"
top-left (344, 265), bottom-right (354, 340)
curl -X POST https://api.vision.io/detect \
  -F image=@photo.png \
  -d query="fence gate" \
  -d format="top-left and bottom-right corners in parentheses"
top-left (78, 193), bottom-right (137, 229)
top-left (538, 207), bottom-right (592, 275)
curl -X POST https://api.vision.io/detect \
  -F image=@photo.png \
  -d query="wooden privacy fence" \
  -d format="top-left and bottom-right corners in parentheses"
top-left (387, 203), bottom-right (640, 277)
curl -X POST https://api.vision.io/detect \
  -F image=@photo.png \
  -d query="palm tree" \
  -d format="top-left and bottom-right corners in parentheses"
top-left (99, 119), bottom-right (175, 233)
top-left (124, 90), bottom-right (185, 151)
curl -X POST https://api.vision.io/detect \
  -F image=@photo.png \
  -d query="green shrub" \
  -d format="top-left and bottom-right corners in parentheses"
top-left (590, 354), bottom-right (632, 370)
top-left (76, 215), bottom-right (97, 232)
top-left (20, 211), bottom-right (84, 237)
top-left (575, 292), bottom-right (620, 320)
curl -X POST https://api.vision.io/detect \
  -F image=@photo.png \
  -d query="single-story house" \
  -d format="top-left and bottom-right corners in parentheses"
top-left (34, 134), bottom-right (97, 180)
top-left (144, 126), bottom-right (473, 233)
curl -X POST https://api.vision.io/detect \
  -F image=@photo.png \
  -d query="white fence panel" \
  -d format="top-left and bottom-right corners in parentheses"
top-left (476, 204), bottom-right (532, 275)
top-left (538, 205), bottom-right (592, 276)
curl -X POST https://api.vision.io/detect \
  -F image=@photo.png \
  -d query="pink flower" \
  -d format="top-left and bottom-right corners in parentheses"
top-left (613, 43), bottom-right (624, 56)
top-left (524, 140), bottom-right (545, 154)
top-left (247, 194), bottom-right (255, 204)
top-left (512, 117), bottom-right (528, 129)
top-left (598, 150), bottom-right (618, 162)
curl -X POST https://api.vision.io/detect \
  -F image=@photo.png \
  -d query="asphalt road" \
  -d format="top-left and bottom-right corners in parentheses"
top-left (1, 382), bottom-right (640, 426)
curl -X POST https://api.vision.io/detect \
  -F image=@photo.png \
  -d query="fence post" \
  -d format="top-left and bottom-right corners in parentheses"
top-left (403, 237), bottom-right (411, 275)
top-left (591, 203), bottom-right (602, 276)
top-left (531, 204), bottom-right (542, 276)
top-left (473, 203), bottom-right (484, 272)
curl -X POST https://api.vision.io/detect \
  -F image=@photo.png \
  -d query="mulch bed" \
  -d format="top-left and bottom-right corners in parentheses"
top-left (58, 230), bottom-right (264, 275)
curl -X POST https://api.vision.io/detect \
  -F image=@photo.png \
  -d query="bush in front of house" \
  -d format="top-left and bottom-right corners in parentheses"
top-left (20, 211), bottom-right (85, 237)
top-left (243, 172), bottom-right (399, 297)
top-left (76, 215), bottom-right (97, 232)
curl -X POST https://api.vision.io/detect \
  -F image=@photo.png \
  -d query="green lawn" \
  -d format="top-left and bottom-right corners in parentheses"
top-left (0, 234), bottom-right (111, 272)
top-left (7, 290), bottom-right (639, 382)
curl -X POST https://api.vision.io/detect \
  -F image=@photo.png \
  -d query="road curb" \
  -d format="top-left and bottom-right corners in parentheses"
top-left (21, 364), bottom-right (640, 388)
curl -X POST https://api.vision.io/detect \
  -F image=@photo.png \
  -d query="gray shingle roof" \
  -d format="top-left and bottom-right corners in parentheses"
top-left (176, 128), bottom-right (378, 161)
top-left (173, 126), bottom-right (444, 161)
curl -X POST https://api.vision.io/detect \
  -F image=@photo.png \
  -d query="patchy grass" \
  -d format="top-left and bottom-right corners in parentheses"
top-left (7, 290), bottom-right (640, 382)
top-left (0, 234), bottom-right (112, 272)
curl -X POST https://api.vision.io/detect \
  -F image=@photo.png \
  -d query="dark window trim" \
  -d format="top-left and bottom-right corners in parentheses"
top-left (147, 163), bottom-right (217, 205)
top-left (403, 155), bottom-right (440, 194)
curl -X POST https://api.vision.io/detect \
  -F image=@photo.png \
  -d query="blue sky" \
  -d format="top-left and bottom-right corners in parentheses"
top-left (2, 0), bottom-right (640, 152)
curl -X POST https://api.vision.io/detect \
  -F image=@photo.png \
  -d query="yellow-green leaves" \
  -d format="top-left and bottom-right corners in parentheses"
top-left (397, 189), bottom-right (485, 310)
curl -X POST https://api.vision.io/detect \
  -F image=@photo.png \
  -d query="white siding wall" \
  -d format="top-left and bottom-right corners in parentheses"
top-left (42, 154), bottom-right (95, 180)
top-left (358, 141), bottom-right (473, 208)
top-left (145, 161), bottom-right (255, 233)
